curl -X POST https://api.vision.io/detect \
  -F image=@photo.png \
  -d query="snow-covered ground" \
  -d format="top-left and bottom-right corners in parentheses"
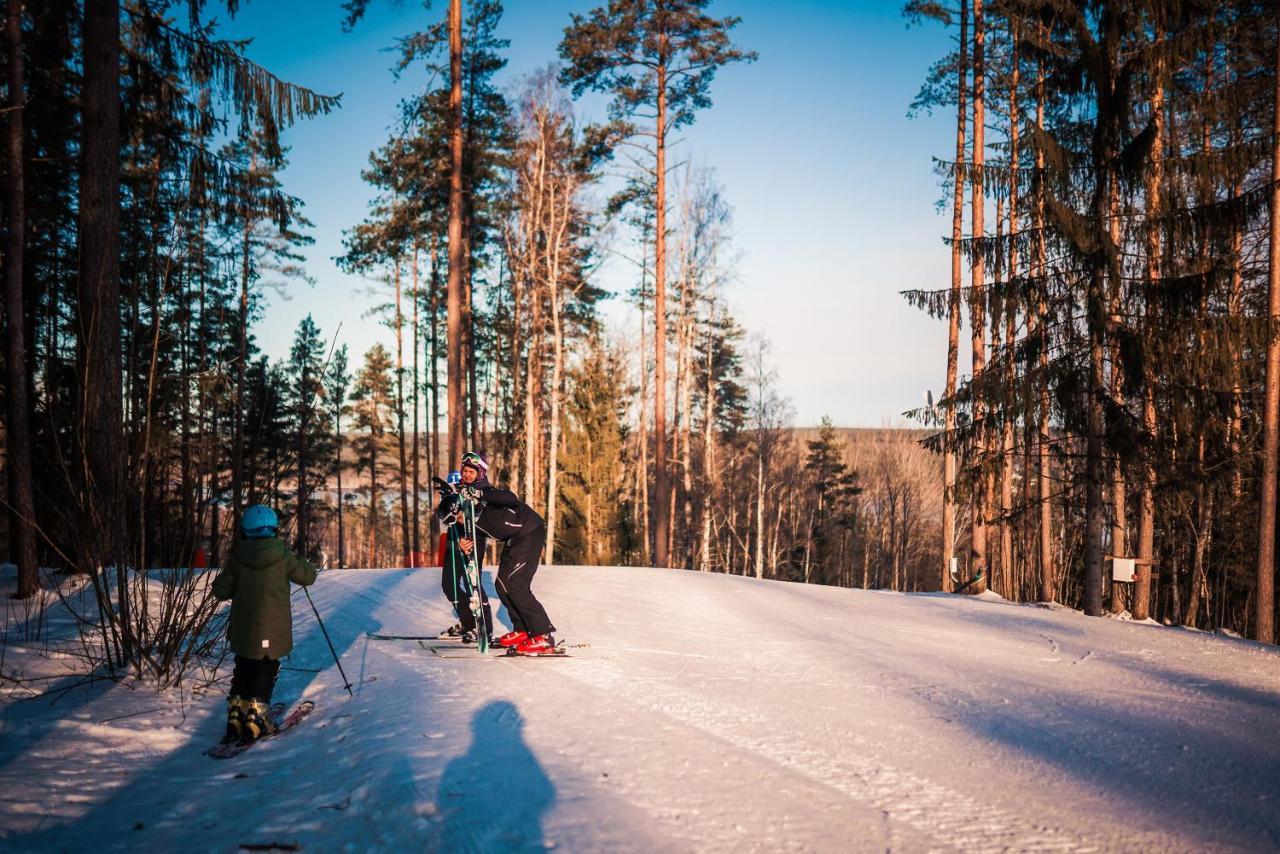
top-left (2, 563), bottom-right (1279, 852)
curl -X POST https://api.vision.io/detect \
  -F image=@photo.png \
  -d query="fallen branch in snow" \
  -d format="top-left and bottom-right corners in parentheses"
top-left (98, 706), bottom-right (163, 724)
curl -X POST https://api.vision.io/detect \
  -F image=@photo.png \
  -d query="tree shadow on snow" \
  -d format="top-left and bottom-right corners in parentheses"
top-left (433, 700), bottom-right (555, 852)
top-left (896, 604), bottom-right (1280, 848)
top-left (0, 567), bottom-right (421, 850)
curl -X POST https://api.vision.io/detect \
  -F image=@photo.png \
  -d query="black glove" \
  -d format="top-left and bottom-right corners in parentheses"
top-left (432, 476), bottom-right (457, 499)
top-left (460, 485), bottom-right (482, 503)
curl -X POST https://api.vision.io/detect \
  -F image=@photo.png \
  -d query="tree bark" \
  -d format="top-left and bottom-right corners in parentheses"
top-left (411, 244), bottom-right (421, 564)
top-left (942, 0), bottom-right (968, 593)
top-left (1133, 43), bottom-right (1163, 622)
top-left (78, 0), bottom-right (128, 663)
top-left (1255, 29), bottom-right (1280, 644)
top-left (429, 238), bottom-right (441, 533)
top-left (968, 0), bottom-right (987, 589)
top-left (394, 262), bottom-right (411, 566)
top-left (652, 55), bottom-right (671, 569)
top-left (5, 0), bottom-right (38, 598)
top-left (335, 412), bottom-right (345, 568)
top-left (446, 0), bottom-right (466, 469)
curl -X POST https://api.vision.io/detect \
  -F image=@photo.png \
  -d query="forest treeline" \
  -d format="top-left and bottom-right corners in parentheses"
top-left (1, 0), bottom-right (951, 684)
top-left (9, 0), bottom-right (1279, 685)
top-left (904, 0), bottom-right (1280, 641)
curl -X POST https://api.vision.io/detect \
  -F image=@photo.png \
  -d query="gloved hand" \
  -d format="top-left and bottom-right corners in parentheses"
top-left (460, 485), bottom-right (482, 503)
top-left (432, 476), bottom-right (458, 498)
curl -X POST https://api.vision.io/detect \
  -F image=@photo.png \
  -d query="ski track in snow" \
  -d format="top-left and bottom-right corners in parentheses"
top-left (3, 564), bottom-right (1280, 852)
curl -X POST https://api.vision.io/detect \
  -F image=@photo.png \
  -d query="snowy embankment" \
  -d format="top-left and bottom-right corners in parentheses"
top-left (2, 564), bottom-right (1279, 853)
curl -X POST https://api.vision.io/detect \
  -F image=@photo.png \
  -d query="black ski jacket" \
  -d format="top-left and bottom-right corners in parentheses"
top-left (437, 478), bottom-right (543, 544)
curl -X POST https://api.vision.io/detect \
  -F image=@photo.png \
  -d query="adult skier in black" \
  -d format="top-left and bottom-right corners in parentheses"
top-left (448, 451), bottom-right (556, 655)
top-left (434, 467), bottom-right (493, 645)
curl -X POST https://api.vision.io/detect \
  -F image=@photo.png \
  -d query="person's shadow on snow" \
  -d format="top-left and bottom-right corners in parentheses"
top-left (435, 700), bottom-right (555, 852)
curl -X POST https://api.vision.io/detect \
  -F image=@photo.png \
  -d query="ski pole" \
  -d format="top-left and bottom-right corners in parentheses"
top-left (303, 585), bottom-right (353, 696)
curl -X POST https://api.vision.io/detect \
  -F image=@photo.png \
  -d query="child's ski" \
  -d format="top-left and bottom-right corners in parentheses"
top-left (205, 700), bottom-right (315, 759)
top-left (456, 492), bottom-right (490, 653)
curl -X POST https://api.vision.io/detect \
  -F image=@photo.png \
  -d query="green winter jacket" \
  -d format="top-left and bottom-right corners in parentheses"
top-left (211, 537), bottom-right (317, 660)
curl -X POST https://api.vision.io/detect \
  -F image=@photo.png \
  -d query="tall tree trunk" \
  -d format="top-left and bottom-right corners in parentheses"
top-left (653, 57), bottom-right (670, 569)
top-left (429, 238), bottom-right (441, 533)
top-left (5, 0), bottom-right (38, 599)
top-left (1186, 436), bottom-right (1213, 627)
top-left (699, 321), bottom-right (716, 572)
top-left (754, 454), bottom-right (765, 579)
top-left (446, 0), bottom-right (466, 469)
top-left (335, 414), bottom-right (345, 568)
top-left (1134, 42), bottom-right (1163, 622)
top-left (395, 262), bottom-right (410, 566)
top-left (942, 0), bottom-right (968, 593)
top-left (411, 245), bottom-right (421, 564)
top-left (1001, 32), bottom-right (1019, 600)
top-left (546, 182), bottom-right (565, 565)
top-left (1107, 177), bottom-right (1126, 614)
top-left (1033, 34), bottom-right (1054, 602)
top-left (968, 0), bottom-right (987, 589)
top-left (233, 191), bottom-right (251, 514)
top-left (296, 361), bottom-right (310, 556)
top-left (79, 0), bottom-right (128, 665)
top-left (367, 439), bottom-right (379, 568)
top-left (1082, 21), bottom-right (1120, 619)
top-left (1255, 29), bottom-right (1280, 644)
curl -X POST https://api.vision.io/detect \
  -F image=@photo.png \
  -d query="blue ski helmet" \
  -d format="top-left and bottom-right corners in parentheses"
top-left (241, 504), bottom-right (278, 539)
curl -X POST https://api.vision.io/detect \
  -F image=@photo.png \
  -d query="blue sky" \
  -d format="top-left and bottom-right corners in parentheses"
top-left (222, 0), bottom-right (956, 426)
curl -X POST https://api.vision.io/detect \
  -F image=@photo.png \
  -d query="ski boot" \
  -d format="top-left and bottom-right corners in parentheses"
top-left (461, 629), bottom-right (494, 646)
top-left (222, 696), bottom-right (247, 744)
top-left (494, 630), bottom-right (527, 648)
top-left (242, 699), bottom-right (278, 744)
top-left (513, 634), bottom-right (556, 655)
top-left (440, 623), bottom-right (463, 638)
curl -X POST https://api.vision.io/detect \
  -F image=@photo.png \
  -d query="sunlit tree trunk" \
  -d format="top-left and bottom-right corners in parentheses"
top-left (1033, 32), bottom-right (1054, 602)
top-left (755, 455), bottom-right (765, 579)
top-left (395, 262), bottom-right (410, 566)
top-left (411, 244), bottom-right (421, 564)
top-left (1255, 29), bottom-right (1280, 644)
top-left (654, 59), bottom-right (670, 568)
top-left (1134, 45), bottom-right (1163, 622)
top-left (942, 0), bottom-right (968, 593)
top-left (968, 0), bottom-right (987, 589)
top-left (446, 0), bottom-right (466, 468)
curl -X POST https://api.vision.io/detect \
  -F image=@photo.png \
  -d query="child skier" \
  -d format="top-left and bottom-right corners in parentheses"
top-left (452, 451), bottom-right (556, 655)
top-left (211, 504), bottom-right (317, 744)
top-left (434, 470), bottom-right (494, 645)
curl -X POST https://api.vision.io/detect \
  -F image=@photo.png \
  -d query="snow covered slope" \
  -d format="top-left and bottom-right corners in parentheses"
top-left (3, 564), bottom-right (1279, 852)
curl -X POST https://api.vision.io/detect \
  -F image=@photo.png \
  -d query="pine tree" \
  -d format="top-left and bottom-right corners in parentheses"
top-left (353, 345), bottom-right (394, 566)
top-left (326, 345), bottom-right (353, 568)
top-left (287, 316), bottom-right (333, 558)
top-left (560, 0), bottom-right (755, 567)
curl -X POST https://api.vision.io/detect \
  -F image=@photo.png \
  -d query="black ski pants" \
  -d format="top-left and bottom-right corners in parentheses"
top-left (230, 655), bottom-right (280, 704)
top-left (442, 539), bottom-right (492, 636)
top-left (495, 525), bottom-right (553, 637)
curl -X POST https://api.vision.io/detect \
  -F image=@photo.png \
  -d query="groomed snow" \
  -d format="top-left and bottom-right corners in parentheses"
top-left (3, 564), bottom-right (1279, 852)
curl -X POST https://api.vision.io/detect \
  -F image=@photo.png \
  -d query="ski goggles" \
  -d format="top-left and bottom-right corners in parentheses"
top-left (460, 452), bottom-right (488, 476)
